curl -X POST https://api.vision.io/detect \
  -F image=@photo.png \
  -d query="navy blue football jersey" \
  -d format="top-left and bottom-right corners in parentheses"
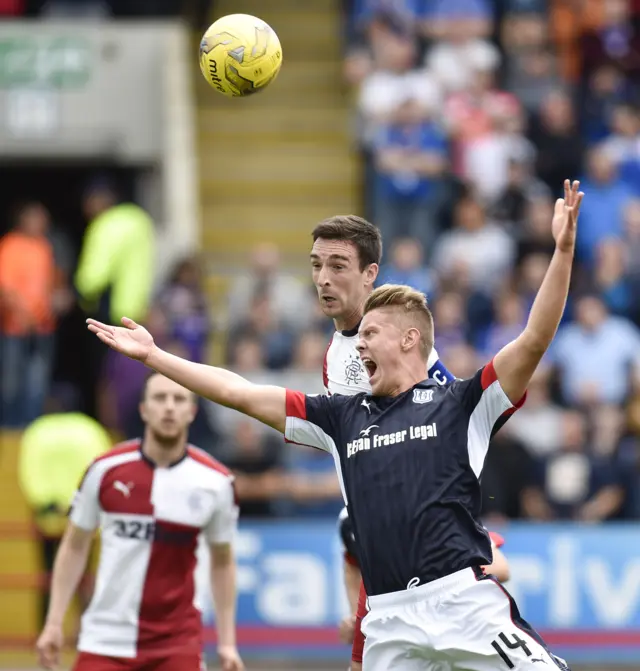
top-left (285, 361), bottom-right (523, 597)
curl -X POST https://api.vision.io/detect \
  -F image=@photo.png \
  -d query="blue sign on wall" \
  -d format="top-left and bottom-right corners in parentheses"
top-left (199, 522), bottom-right (640, 663)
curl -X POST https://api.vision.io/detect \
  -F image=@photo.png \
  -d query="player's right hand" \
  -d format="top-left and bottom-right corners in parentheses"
top-left (339, 614), bottom-right (356, 644)
top-left (86, 317), bottom-right (155, 362)
top-left (36, 623), bottom-right (63, 670)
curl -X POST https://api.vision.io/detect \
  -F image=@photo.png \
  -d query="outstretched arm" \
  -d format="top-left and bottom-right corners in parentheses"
top-left (87, 318), bottom-right (286, 432)
top-left (494, 180), bottom-right (584, 404)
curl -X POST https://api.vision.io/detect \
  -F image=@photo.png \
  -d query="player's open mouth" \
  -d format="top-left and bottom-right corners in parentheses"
top-left (362, 358), bottom-right (377, 379)
top-left (321, 296), bottom-right (336, 306)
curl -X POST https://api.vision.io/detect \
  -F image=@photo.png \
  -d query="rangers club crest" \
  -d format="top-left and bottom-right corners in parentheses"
top-left (344, 353), bottom-right (365, 385)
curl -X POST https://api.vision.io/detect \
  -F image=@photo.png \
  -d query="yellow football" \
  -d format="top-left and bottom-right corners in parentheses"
top-left (199, 13), bottom-right (283, 98)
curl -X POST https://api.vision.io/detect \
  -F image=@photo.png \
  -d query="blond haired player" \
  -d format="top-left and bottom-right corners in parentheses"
top-left (86, 179), bottom-right (582, 669)
top-left (36, 374), bottom-right (243, 671)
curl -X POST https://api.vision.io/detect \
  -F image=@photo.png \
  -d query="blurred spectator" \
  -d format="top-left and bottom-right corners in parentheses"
top-left (481, 430), bottom-right (533, 522)
top-left (501, 11), bottom-right (548, 64)
top-left (444, 65), bottom-right (520, 180)
top-left (440, 342), bottom-right (481, 379)
top-left (480, 291), bottom-right (526, 358)
top-left (0, 202), bottom-right (68, 427)
top-left (74, 177), bottom-right (154, 418)
top-left (432, 292), bottom-right (468, 357)
top-left (509, 367), bottom-right (564, 457)
top-left (230, 335), bottom-right (267, 374)
top-left (490, 158), bottom-right (551, 231)
top-left (227, 242), bottom-right (311, 331)
top-left (463, 106), bottom-right (536, 203)
top-left (357, 14), bottom-right (441, 146)
top-left (421, 0), bottom-right (494, 41)
top-left (156, 256), bottom-right (211, 363)
top-left (290, 330), bottom-right (328, 372)
top-left (601, 103), bottom-right (640, 192)
top-left (222, 417), bottom-right (284, 518)
top-left (580, 0), bottom-right (640, 85)
top-left (551, 294), bottom-right (640, 406)
top-left (377, 237), bottom-right (435, 293)
top-left (506, 47), bottom-right (563, 117)
top-left (577, 145), bottom-right (633, 263)
top-left (425, 11), bottom-right (499, 93)
top-left (592, 237), bottom-right (634, 316)
top-left (75, 177), bottom-right (154, 325)
top-left (517, 196), bottom-right (557, 259)
top-left (581, 64), bottom-right (632, 143)
top-left (281, 332), bottom-right (329, 399)
top-left (433, 196), bottom-right (515, 294)
top-left (522, 410), bottom-right (625, 521)
top-left (517, 251), bottom-right (552, 310)
top-left (227, 290), bottom-right (295, 370)
top-left (591, 404), bottom-right (637, 518)
top-left (18, 389), bottom-right (112, 625)
top-left (348, 0), bottom-right (421, 41)
top-left (531, 90), bottom-right (585, 193)
top-left (372, 96), bottom-right (448, 249)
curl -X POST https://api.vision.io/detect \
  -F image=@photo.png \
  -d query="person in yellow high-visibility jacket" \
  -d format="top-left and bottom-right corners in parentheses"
top-left (74, 178), bottom-right (155, 418)
top-left (75, 179), bottom-right (155, 326)
top-left (18, 408), bottom-right (112, 627)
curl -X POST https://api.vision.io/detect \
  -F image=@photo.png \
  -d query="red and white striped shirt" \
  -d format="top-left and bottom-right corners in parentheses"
top-left (70, 440), bottom-right (237, 659)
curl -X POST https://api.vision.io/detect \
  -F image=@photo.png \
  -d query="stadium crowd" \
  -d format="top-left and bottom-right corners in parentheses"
top-left (2, 0), bottom-right (640, 530)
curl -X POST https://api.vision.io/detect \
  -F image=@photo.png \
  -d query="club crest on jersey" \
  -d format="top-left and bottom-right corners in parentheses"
top-left (413, 389), bottom-right (434, 404)
top-left (188, 491), bottom-right (202, 512)
top-left (344, 353), bottom-right (365, 386)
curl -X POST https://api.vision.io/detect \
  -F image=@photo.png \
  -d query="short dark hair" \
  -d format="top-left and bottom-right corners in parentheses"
top-left (312, 215), bottom-right (383, 270)
top-left (140, 372), bottom-right (196, 403)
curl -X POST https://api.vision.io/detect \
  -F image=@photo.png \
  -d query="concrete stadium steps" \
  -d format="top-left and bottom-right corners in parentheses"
top-left (198, 103), bottom-right (353, 133)
top-left (197, 0), bottom-right (359, 360)
top-left (0, 431), bottom-right (99, 647)
top-left (200, 143), bottom-right (357, 185)
top-left (0, 432), bottom-right (39, 643)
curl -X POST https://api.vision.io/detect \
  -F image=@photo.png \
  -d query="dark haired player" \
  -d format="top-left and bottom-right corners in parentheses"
top-left (309, 215), bottom-right (455, 668)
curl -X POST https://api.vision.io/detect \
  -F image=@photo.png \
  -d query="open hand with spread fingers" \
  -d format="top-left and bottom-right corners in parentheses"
top-left (86, 317), bottom-right (155, 363)
top-left (551, 179), bottom-right (585, 253)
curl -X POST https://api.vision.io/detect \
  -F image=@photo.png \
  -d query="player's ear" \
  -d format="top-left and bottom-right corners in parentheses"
top-left (139, 402), bottom-right (148, 423)
top-left (365, 263), bottom-right (378, 286)
top-left (402, 327), bottom-right (421, 351)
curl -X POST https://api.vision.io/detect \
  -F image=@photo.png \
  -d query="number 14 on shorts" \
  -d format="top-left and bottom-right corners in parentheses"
top-left (491, 632), bottom-right (540, 668)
